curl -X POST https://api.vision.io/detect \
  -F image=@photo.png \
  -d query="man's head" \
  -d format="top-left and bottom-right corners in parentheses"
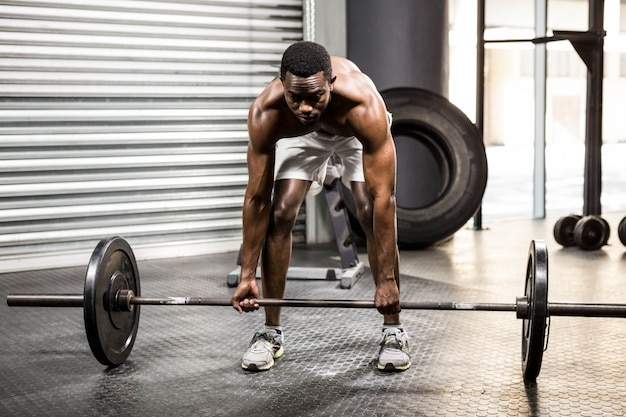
top-left (280, 41), bottom-right (332, 81)
top-left (279, 41), bottom-right (335, 126)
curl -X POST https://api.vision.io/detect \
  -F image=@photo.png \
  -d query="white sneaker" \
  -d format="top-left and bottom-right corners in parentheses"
top-left (241, 329), bottom-right (284, 371)
top-left (377, 327), bottom-right (411, 371)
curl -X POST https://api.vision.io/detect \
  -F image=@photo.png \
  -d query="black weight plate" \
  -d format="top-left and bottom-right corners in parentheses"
top-left (618, 216), bottom-right (626, 246)
top-left (573, 215), bottom-right (608, 251)
top-left (521, 240), bottom-right (548, 382)
top-left (553, 214), bottom-right (581, 247)
top-left (84, 236), bottom-right (141, 366)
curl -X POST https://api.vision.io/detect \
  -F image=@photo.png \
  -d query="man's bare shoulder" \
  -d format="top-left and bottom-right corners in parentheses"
top-left (250, 78), bottom-right (286, 112)
top-left (327, 57), bottom-right (389, 143)
top-left (330, 56), bottom-right (362, 74)
top-left (330, 57), bottom-right (381, 106)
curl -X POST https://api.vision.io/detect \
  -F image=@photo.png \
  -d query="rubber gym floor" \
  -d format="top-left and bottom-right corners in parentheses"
top-left (2, 212), bottom-right (626, 417)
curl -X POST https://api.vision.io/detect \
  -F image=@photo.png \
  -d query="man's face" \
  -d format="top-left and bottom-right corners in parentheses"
top-left (282, 71), bottom-right (334, 126)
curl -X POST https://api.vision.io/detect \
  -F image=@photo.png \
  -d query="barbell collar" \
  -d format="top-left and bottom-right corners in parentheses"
top-left (516, 296), bottom-right (529, 319)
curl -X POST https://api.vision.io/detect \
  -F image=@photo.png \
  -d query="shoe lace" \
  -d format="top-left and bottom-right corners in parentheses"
top-left (381, 331), bottom-right (405, 350)
top-left (250, 331), bottom-right (280, 348)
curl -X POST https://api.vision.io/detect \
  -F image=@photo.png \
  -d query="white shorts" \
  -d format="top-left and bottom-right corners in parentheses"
top-left (274, 131), bottom-right (364, 195)
top-left (275, 113), bottom-right (393, 195)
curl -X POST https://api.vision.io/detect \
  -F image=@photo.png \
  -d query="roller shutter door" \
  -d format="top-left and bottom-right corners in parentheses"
top-left (0, 0), bottom-right (303, 272)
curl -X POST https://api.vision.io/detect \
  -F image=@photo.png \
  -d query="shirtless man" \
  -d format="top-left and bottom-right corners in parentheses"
top-left (231, 41), bottom-right (410, 372)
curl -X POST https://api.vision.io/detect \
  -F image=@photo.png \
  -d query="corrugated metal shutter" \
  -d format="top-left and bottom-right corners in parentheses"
top-left (0, 0), bottom-right (303, 272)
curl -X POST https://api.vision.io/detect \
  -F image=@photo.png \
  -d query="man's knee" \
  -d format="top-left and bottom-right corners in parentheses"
top-left (355, 200), bottom-right (373, 234)
top-left (270, 200), bottom-right (300, 233)
top-left (269, 179), bottom-right (310, 235)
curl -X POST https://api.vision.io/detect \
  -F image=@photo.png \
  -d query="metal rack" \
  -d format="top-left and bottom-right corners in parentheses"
top-left (475, 0), bottom-right (612, 250)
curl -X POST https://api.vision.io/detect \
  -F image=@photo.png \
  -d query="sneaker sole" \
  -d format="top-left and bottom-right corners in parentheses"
top-left (377, 361), bottom-right (412, 372)
top-left (242, 358), bottom-right (274, 372)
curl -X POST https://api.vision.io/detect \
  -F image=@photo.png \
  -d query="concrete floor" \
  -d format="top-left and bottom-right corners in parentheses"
top-left (1, 212), bottom-right (626, 417)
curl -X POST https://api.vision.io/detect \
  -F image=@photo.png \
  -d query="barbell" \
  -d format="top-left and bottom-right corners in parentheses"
top-left (6, 236), bottom-right (626, 382)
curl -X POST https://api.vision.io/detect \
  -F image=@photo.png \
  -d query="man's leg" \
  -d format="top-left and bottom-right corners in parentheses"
top-left (351, 181), bottom-right (410, 371)
top-left (261, 178), bottom-right (312, 325)
top-left (241, 178), bottom-right (311, 371)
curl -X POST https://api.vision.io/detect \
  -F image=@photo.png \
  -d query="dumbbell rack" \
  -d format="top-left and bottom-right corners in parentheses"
top-left (550, 0), bottom-right (626, 250)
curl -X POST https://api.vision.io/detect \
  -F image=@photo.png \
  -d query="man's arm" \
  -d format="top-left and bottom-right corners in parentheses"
top-left (232, 104), bottom-right (277, 312)
top-left (241, 141), bottom-right (274, 278)
top-left (351, 96), bottom-right (400, 315)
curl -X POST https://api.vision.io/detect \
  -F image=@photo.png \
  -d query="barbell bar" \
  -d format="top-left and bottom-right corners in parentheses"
top-left (9, 293), bottom-right (626, 317)
top-left (6, 236), bottom-right (626, 382)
